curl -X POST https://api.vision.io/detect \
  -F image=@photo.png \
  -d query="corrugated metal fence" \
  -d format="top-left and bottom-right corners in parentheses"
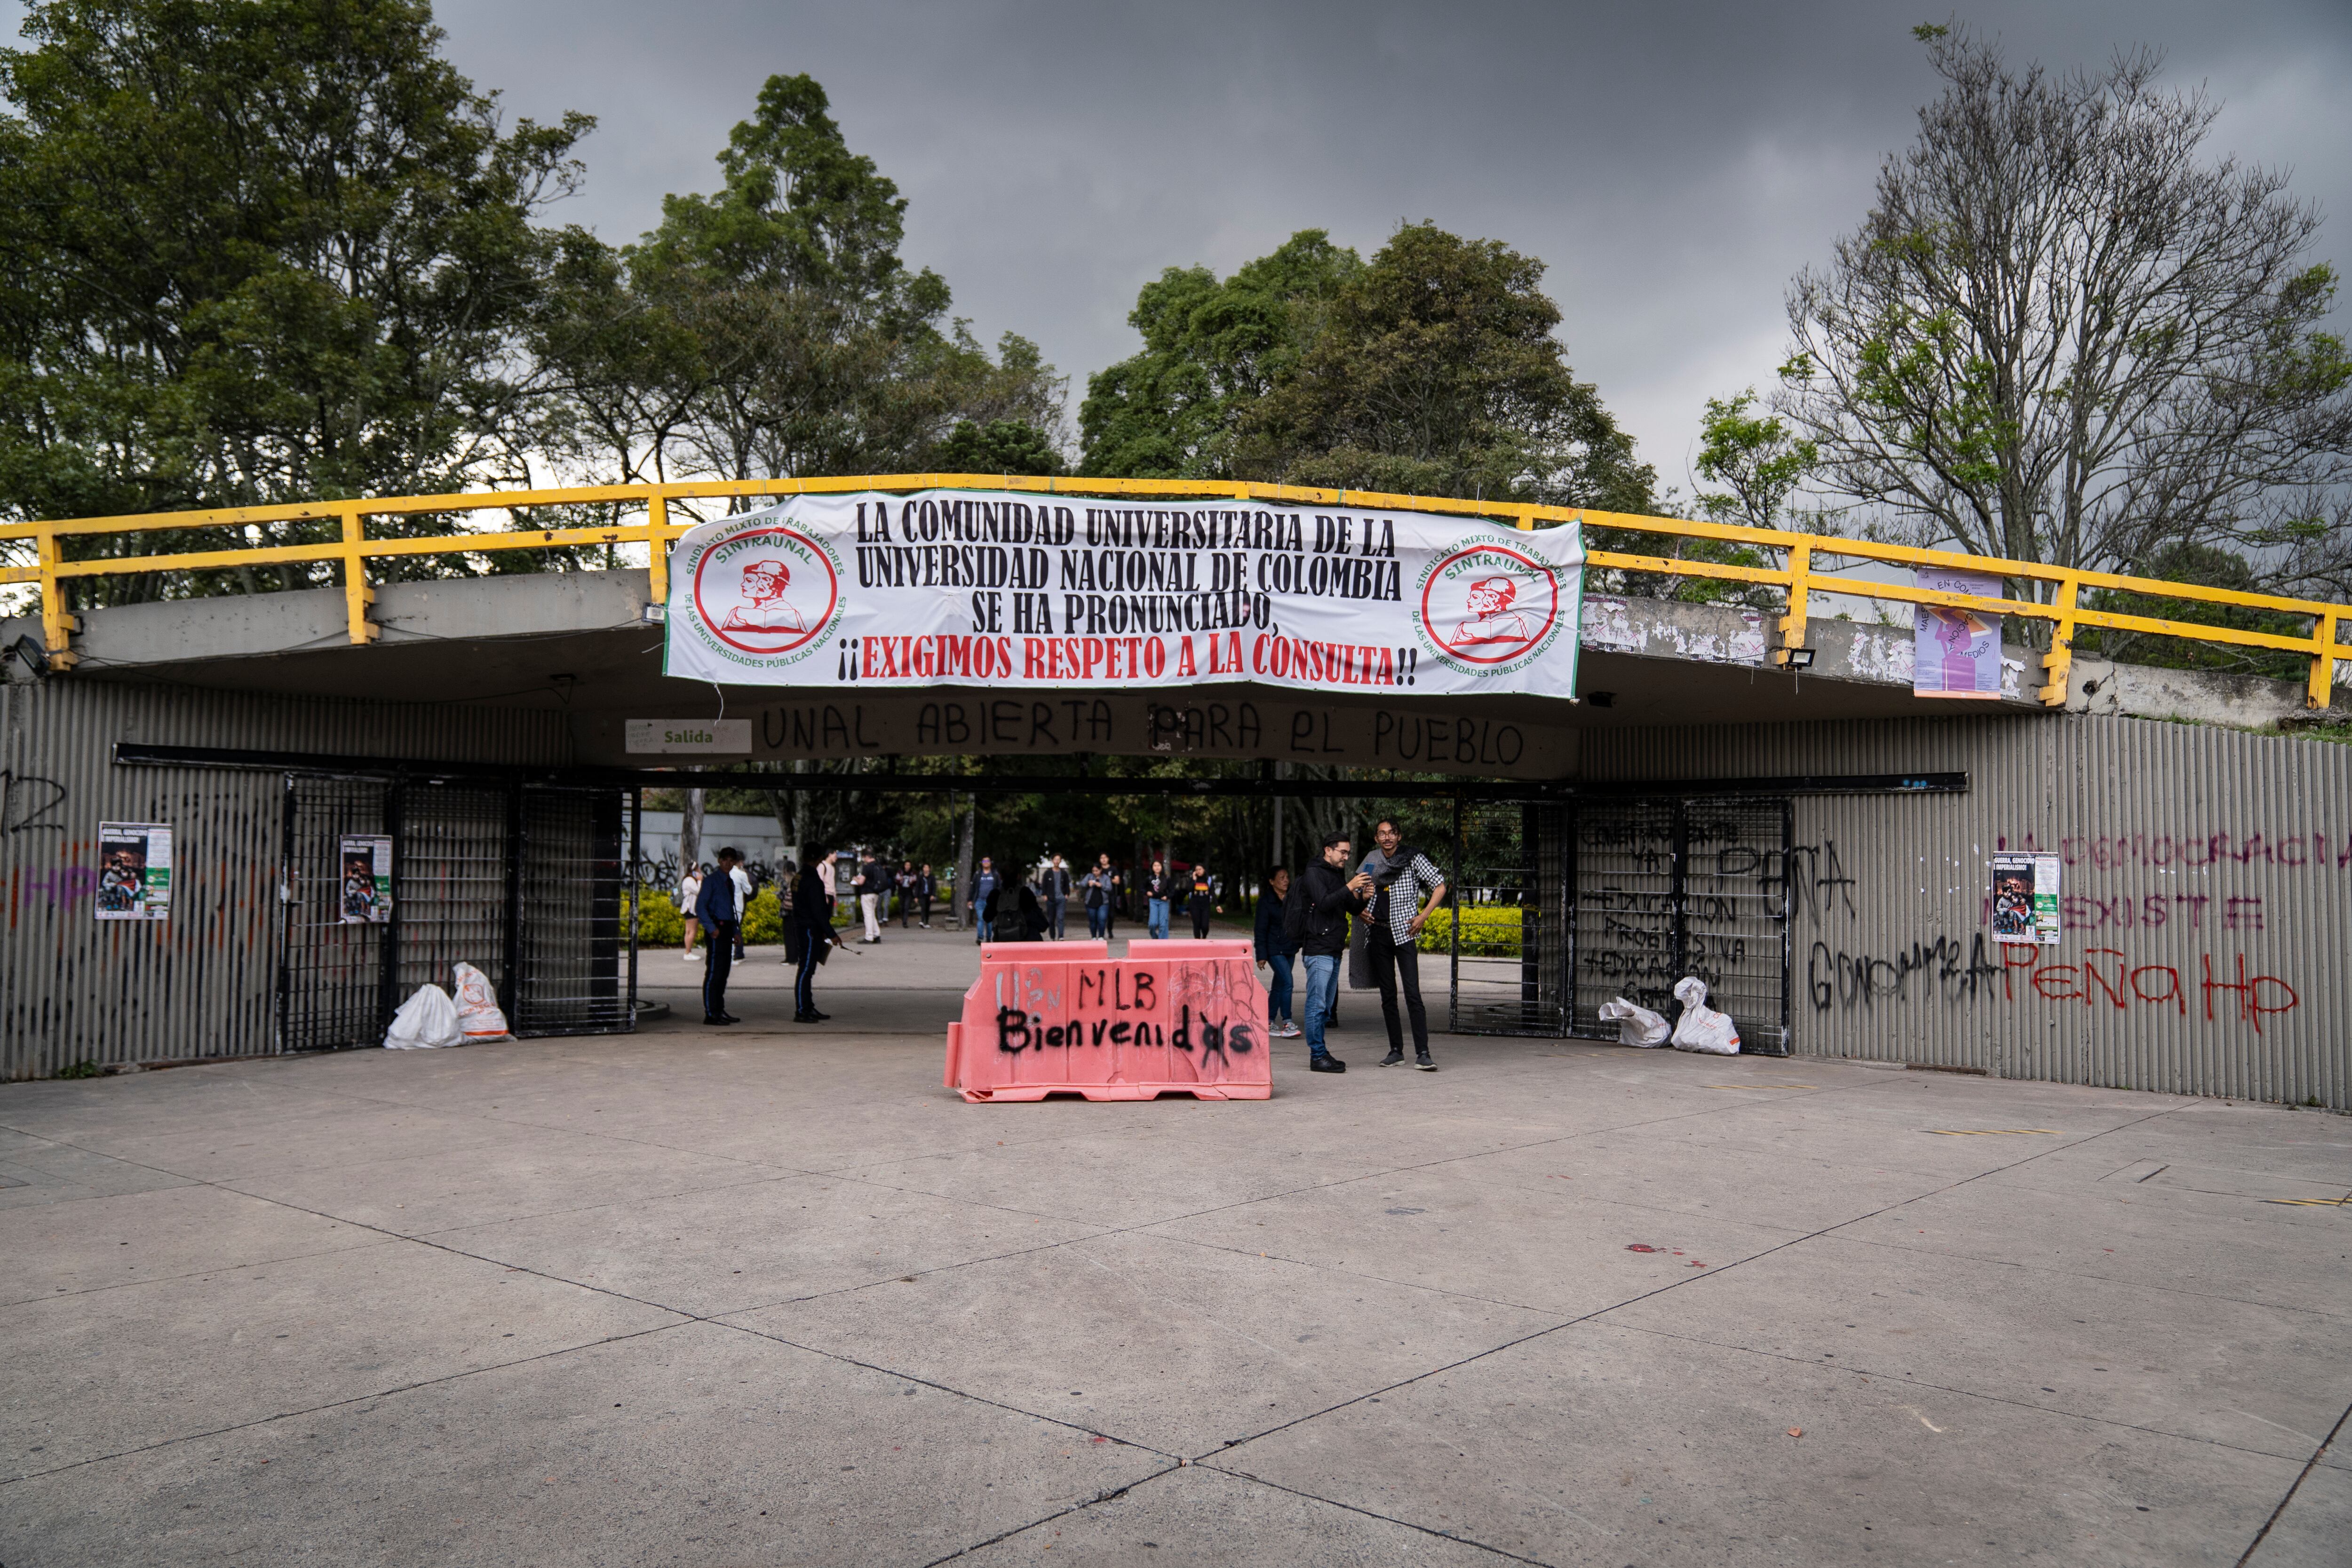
top-left (1581, 714), bottom-right (2351, 1109)
top-left (0, 682), bottom-right (567, 1079)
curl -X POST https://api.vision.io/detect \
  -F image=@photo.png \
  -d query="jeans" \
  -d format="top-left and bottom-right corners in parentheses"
top-left (1085, 902), bottom-right (1105, 938)
top-left (703, 924), bottom-right (736, 1020)
top-left (1048, 896), bottom-right (1066, 939)
top-left (1265, 953), bottom-right (1294, 1023)
top-left (1146, 899), bottom-right (1170, 939)
top-left (794, 939), bottom-right (819, 1016)
top-left (976, 908), bottom-right (996, 943)
top-left (1301, 954), bottom-right (1339, 1056)
top-left (1369, 930), bottom-right (1430, 1054)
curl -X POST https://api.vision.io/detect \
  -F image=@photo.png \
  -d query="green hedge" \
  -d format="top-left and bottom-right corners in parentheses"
top-left (625, 884), bottom-right (786, 946)
top-left (1414, 903), bottom-right (1528, 955)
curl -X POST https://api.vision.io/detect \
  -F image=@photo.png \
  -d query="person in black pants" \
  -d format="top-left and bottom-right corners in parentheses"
top-left (791, 848), bottom-right (834, 1022)
top-left (1361, 818), bottom-right (1448, 1069)
top-left (1188, 865), bottom-right (1214, 938)
top-left (695, 847), bottom-right (744, 1025)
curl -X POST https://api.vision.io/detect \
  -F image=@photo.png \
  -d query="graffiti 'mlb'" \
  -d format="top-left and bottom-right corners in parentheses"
top-left (664, 490), bottom-right (1584, 698)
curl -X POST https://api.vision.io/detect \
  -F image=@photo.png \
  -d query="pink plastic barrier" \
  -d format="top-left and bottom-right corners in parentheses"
top-left (944, 939), bottom-right (1271, 1102)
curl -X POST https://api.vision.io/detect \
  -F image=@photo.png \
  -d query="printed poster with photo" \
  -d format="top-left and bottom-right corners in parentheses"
top-left (1914, 567), bottom-right (2005, 698)
top-left (339, 835), bottom-right (393, 924)
top-left (95, 821), bottom-right (173, 922)
top-left (1989, 852), bottom-right (2060, 945)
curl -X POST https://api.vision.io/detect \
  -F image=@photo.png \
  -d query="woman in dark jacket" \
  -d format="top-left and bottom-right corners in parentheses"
top-left (1187, 866), bottom-right (1215, 938)
top-left (1254, 867), bottom-right (1299, 1036)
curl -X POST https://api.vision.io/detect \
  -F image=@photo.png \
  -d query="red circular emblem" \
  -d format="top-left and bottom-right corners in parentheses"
top-left (693, 526), bottom-right (837, 655)
top-left (1421, 543), bottom-right (1559, 664)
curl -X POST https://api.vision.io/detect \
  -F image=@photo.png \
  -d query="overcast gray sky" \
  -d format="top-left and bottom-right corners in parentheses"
top-left (15, 1), bottom-right (2351, 493)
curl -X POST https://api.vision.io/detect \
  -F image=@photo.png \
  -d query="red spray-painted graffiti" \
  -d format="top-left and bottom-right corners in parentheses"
top-left (1809, 936), bottom-right (2300, 1034)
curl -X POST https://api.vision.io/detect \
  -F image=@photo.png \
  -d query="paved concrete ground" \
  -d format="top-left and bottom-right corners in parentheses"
top-left (3, 924), bottom-right (2347, 1566)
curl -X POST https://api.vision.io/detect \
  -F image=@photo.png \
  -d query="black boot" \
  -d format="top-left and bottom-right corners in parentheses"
top-left (1310, 1054), bottom-right (1347, 1073)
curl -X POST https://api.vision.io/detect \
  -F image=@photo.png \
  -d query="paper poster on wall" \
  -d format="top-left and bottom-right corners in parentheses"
top-left (1915, 567), bottom-right (2004, 698)
top-left (95, 821), bottom-right (172, 921)
top-left (339, 835), bottom-right (393, 924)
top-left (1990, 852), bottom-right (2060, 945)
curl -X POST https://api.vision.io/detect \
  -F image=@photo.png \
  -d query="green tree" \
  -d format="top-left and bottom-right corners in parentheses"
top-left (540, 73), bottom-right (1061, 495)
top-left (1777, 26), bottom-right (2352, 597)
top-left (0, 0), bottom-right (594, 598)
top-left (1647, 386), bottom-right (1822, 607)
top-left (2082, 541), bottom-right (2311, 679)
top-left (1080, 229), bottom-right (1360, 479)
top-left (933, 418), bottom-right (1064, 477)
top-left (1239, 223), bottom-right (1655, 512)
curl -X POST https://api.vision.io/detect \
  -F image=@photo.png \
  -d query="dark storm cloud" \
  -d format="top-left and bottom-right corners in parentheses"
top-left (21, 1), bottom-right (2349, 487)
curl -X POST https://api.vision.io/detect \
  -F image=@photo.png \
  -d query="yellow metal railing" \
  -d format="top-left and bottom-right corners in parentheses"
top-left (2, 474), bottom-right (2344, 709)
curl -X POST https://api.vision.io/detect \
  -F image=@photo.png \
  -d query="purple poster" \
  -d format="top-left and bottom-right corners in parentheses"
top-left (1914, 568), bottom-right (2003, 699)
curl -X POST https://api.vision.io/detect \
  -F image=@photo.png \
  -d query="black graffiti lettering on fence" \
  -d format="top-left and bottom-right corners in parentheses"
top-left (0, 771), bottom-right (67, 833)
top-left (1806, 933), bottom-right (2007, 1013)
top-left (1784, 840), bottom-right (1859, 925)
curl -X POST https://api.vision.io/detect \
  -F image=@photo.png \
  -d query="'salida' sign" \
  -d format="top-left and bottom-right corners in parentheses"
top-left (663, 490), bottom-right (1584, 699)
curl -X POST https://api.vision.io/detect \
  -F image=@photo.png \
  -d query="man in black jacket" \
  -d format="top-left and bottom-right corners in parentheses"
top-left (791, 849), bottom-right (835, 1022)
top-left (1292, 831), bottom-right (1371, 1073)
top-left (694, 847), bottom-right (744, 1026)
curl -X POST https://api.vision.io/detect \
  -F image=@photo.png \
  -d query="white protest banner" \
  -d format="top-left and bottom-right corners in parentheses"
top-left (663, 491), bottom-right (1583, 699)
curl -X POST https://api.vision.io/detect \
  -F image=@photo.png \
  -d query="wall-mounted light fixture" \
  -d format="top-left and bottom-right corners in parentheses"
top-left (1781, 647), bottom-right (1816, 670)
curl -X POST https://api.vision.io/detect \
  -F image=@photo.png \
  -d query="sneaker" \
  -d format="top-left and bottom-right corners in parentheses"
top-left (1379, 1051), bottom-right (1405, 1067)
top-left (1277, 1022), bottom-right (1302, 1038)
top-left (702, 1015), bottom-right (735, 1026)
top-left (683, 951), bottom-right (701, 962)
top-left (1310, 1054), bottom-right (1347, 1073)
top-left (1414, 1053), bottom-right (1437, 1071)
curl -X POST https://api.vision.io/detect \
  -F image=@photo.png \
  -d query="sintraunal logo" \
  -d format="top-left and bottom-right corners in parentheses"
top-left (1414, 540), bottom-right (1563, 675)
top-left (688, 521), bottom-right (840, 670)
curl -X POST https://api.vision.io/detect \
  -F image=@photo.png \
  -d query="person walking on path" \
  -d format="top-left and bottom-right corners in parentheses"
top-left (1081, 856), bottom-right (1110, 938)
top-left (695, 848), bottom-right (745, 1026)
top-left (1255, 866), bottom-right (1301, 1037)
top-left (1188, 865), bottom-right (1215, 938)
top-left (1144, 860), bottom-right (1172, 939)
top-left (896, 860), bottom-right (917, 928)
top-left (1361, 818), bottom-right (1448, 1069)
top-left (790, 848), bottom-right (835, 1022)
top-left (1044, 854), bottom-right (1072, 939)
top-left (1292, 833), bottom-right (1369, 1072)
top-left (971, 857), bottom-right (1001, 943)
top-left (679, 863), bottom-right (706, 961)
top-left (852, 855), bottom-right (882, 942)
top-left (916, 864), bottom-right (935, 928)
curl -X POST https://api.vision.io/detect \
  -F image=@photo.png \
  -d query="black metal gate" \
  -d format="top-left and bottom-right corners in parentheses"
top-left (1570, 796), bottom-right (1791, 1055)
top-left (278, 777), bottom-right (637, 1050)
top-left (1447, 799), bottom-right (1570, 1035)
top-left (1446, 796), bottom-right (1792, 1054)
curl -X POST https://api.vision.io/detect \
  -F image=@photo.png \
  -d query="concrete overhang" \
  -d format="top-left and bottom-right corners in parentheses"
top-left (18, 570), bottom-right (2321, 778)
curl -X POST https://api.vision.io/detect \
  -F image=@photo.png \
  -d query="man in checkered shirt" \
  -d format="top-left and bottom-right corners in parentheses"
top-left (1362, 818), bottom-right (1448, 1069)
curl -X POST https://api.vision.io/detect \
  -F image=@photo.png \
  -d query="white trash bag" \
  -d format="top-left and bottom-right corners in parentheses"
top-left (385, 984), bottom-right (465, 1050)
top-left (1597, 995), bottom-right (1671, 1048)
top-left (452, 962), bottom-right (510, 1040)
top-left (1669, 976), bottom-right (1741, 1055)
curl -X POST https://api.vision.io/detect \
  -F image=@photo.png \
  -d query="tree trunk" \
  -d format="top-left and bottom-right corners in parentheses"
top-left (951, 793), bottom-right (975, 930)
top-left (680, 788), bottom-right (705, 874)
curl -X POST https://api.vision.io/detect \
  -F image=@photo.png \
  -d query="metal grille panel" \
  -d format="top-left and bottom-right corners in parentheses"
top-left (278, 778), bottom-right (389, 1051)
top-left (1449, 800), bottom-right (1569, 1035)
top-left (515, 788), bottom-right (632, 1035)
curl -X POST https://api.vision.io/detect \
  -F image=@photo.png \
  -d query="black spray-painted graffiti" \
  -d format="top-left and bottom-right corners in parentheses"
top-left (1, 771), bottom-right (67, 833)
